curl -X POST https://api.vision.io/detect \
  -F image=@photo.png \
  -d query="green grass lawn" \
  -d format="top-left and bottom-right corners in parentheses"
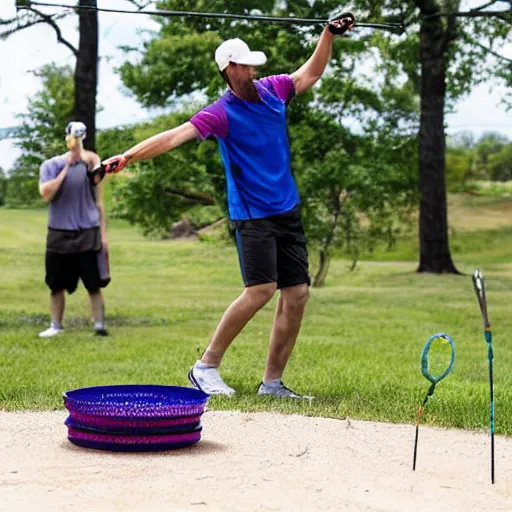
top-left (1, 206), bottom-right (512, 434)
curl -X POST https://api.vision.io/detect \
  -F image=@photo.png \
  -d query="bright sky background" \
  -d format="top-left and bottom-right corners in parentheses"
top-left (0, 0), bottom-right (511, 172)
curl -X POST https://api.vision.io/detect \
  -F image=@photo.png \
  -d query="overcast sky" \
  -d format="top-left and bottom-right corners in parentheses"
top-left (0, 0), bottom-right (511, 172)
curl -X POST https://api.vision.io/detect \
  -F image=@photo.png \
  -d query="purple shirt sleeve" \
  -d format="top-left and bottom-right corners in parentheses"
top-left (40, 156), bottom-right (66, 183)
top-left (259, 75), bottom-right (295, 104)
top-left (190, 100), bottom-right (229, 140)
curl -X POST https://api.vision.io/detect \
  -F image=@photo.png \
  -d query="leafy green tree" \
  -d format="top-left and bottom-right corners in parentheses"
top-left (5, 63), bottom-right (74, 207)
top-left (488, 143), bottom-right (512, 182)
top-left (2, 0), bottom-right (99, 150)
top-left (445, 132), bottom-right (475, 189)
top-left (291, 110), bottom-right (417, 285)
top-left (350, 0), bottom-right (511, 273)
top-left (2, 0), bottom-right (151, 151)
top-left (15, 64), bottom-right (75, 160)
top-left (445, 147), bottom-right (473, 191)
top-left (445, 132), bottom-right (512, 186)
top-left (0, 167), bottom-right (7, 207)
top-left (473, 132), bottom-right (509, 178)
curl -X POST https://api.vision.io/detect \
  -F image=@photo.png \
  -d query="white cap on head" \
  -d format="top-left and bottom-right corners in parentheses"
top-left (66, 121), bottom-right (87, 140)
top-left (215, 38), bottom-right (267, 72)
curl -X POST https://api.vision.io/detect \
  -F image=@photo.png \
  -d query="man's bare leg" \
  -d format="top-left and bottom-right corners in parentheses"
top-left (201, 282), bottom-right (277, 366)
top-left (39, 291), bottom-right (66, 337)
top-left (50, 290), bottom-right (66, 325)
top-left (189, 282), bottom-right (276, 395)
top-left (88, 289), bottom-right (107, 335)
top-left (263, 283), bottom-right (309, 382)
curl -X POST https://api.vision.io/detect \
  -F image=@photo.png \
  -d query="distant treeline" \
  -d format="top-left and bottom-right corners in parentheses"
top-left (2, 130), bottom-right (510, 208)
top-left (446, 132), bottom-right (512, 190)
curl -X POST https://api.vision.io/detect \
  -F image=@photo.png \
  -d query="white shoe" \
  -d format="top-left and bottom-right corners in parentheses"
top-left (39, 326), bottom-right (64, 338)
top-left (257, 380), bottom-right (311, 399)
top-left (188, 362), bottom-right (235, 396)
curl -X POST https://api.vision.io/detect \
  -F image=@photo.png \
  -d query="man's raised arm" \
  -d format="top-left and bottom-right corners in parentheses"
top-left (291, 14), bottom-right (355, 96)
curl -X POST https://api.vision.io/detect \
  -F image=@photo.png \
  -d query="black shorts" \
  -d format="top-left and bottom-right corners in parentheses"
top-left (45, 250), bottom-right (109, 294)
top-left (233, 207), bottom-right (310, 289)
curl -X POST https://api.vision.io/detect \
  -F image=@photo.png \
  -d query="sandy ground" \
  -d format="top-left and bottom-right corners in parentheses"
top-left (1, 410), bottom-right (511, 512)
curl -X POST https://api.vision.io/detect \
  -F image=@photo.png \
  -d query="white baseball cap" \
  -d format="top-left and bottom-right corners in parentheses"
top-left (66, 121), bottom-right (87, 140)
top-left (215, 38), bottom-right (267, 72)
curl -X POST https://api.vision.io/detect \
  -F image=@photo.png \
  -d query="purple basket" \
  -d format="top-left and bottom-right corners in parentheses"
top-left (63, 385), bottom-right (209, 419)
top-left (65, 415), bottom-right (201, 435)
top-left (67, 425), bottom-right (202, 452)
top-left (67, 411), bottom-right (203, 430)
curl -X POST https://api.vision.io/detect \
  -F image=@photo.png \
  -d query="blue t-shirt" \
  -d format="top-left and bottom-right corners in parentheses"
top-left (190, 75), bottom-right (300, 221)
top-left (39, 156), bottom-right (100, 230)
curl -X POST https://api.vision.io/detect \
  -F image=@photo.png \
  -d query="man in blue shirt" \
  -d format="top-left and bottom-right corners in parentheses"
top-left (101, 15), bottom-right (354, 397)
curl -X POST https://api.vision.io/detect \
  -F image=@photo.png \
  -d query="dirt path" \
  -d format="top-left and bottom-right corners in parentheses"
top-left (1, 410), bottom-right (511, 511)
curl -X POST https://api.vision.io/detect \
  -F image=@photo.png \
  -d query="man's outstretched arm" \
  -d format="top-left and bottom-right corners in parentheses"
top-left (123, 122), bottom-right (198, 164)
top-left (291, 15), bottom-right (354, 96)
top-left (101, 122), bottom-right (199, 175)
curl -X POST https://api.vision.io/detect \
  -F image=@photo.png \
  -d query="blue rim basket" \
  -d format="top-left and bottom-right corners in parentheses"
top-left (63, 385), bottom-right (209, 451)
top-left (63, 385), bottom-right (210, 419)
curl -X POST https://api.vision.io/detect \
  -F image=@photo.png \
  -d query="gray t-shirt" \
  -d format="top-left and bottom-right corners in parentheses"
top-left (39, 155), bottom-right (100, 231)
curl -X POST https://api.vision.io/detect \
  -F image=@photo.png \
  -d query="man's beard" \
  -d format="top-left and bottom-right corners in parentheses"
top-left (237, 79), bottom-right (260, 102)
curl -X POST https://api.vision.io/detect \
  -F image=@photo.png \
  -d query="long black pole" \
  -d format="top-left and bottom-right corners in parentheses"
top-left (412, 382), bottom-right (435, 471)
top-left (472, 269), bottom-right (495, 484)
top-left (488, 338), bottom-right (495, 484)
top-left (17, 1), bottom-right (406, 34)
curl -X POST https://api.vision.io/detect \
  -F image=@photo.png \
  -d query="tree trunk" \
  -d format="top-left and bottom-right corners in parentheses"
top-left (313, 248), bottom-right (330, 288)
top-left (417, 16), bottom-right (460, 274)
top-left (312, 191), bottom-right (342, 287)
top-left (74, 0), bottom-right (98, 152)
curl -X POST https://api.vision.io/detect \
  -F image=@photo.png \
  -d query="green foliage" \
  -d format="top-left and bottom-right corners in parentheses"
top-left (453, 16), bottom-right (512, 107)
top-left (445, 147), bottom-right (472, 192)
top-left (5, 63), bottom-right (74, 208)
top-left (185, 204), bottom-right (225, 229)
top-left (474, 132), bottom-right (511, 181)
top-left (98, 113), bottom-right (226, 237)
top-left (467, 180), bottom-right (512, 197)
top-left (119, 0), bottom-right (337, 106)
top-left (0, 167), bottom-right (7, 207)
top-left (3, 175), bottom-right (44, 209)
top-left (360, 0), bottom-right (512, 106)
top-left (488, 144), bottom-right (512, 182)
top-left (14, 63), bottom-right (74, 164)
top-left (445, 132), bottom-right (512, 190)
top-left (291, 109), bottom-right (417, 280)
top-left (96, 125), bottom-right (138, 158)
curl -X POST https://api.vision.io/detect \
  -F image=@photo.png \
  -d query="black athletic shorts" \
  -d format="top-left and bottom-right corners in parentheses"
top-left (233, 207), bottom-right (310, 289)
top-left (45, 250), bottom-right (108, 294)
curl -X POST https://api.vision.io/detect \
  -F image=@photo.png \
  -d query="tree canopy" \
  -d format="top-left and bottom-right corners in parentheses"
top-left (3, 0), bottom-right (510, 279)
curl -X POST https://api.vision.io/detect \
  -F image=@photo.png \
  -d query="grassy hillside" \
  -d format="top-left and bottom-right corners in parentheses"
top-left (1, 197), bottom-right (511, 434)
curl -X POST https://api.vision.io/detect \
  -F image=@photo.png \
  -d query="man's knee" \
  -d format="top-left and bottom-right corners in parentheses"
top-left (244, 282), bottom-right (277, 308)
top-left (283, 284), bottom-right (309, 312)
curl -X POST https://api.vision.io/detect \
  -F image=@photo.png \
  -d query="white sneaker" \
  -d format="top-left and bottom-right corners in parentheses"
top-left (39, 326), bottom-right (64, 338)
top-left (188, 362), bottom-right (235, 396)
top-left (257, 380), bottom-right (306, 399)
